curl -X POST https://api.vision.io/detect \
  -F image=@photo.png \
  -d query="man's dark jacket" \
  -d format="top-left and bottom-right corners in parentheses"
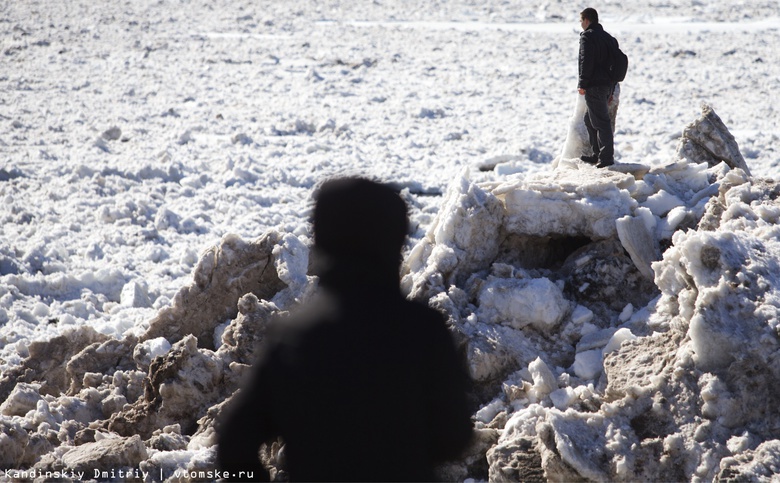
top-left (578, 22), bottom-right (615, 89)
top-left (216, 261), bottom-right (473, 481)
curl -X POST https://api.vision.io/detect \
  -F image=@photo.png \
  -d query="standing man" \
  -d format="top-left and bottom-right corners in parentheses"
top-left (578, 7), bottom-right (616, 168)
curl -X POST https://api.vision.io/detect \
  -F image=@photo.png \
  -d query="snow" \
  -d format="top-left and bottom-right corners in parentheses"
top-left (2, 0), bottom-right (780, 480)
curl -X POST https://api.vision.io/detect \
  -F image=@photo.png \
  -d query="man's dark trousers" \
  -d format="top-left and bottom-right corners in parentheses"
top-left (584, 85), bottom-right (614, 164)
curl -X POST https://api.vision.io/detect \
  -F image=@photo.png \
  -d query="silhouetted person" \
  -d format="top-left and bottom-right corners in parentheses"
top-left (217, 177), bottom-right (473, 481)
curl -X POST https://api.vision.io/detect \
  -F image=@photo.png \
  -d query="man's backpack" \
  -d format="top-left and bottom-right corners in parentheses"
top-left (608, 35), bottom-right (628, 82)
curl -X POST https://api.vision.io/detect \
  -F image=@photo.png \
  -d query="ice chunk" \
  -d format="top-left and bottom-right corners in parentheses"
top-left (477, 277), bottom-right (568, 331)
top-left (643, 190), bottom-right (685, 217)
top-left (496, 169), bottom-right (636, 240)
top-left (573, 349), bottom-right (603, 380)
top-left (528, 357), bottom-right (557, 402)
top-left (570, 304), bottom-right (594, 325)
top-left (120, 281), bottom-right (152, 308)
top-left (616, 215), bottom-right (658, 279)
top-left (272, 234), bottom-right (310, 291)
top-left (689, 313), bottom-right (735, 372)
top-left (402, 172), bottom-right (504, 300)
top-left (476, 398), bottom-right (506, 424)
top-left (618, 304), bottom-right (634, 323)
top-left (550, 387), bottom-right (578, 411)
top-left (577, 328), bottom-right (618, 353)
top-left (133, 337), bottom-right (172, 370)
top-left (603, 328), bottom-right (637, 355)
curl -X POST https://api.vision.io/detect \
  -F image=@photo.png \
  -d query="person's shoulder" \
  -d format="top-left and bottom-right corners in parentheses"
top-left (580, 27), bottom-right (599, 39)
top-left (401, 297), bottom-right (445, 319)
top-left (397, 298), bottom-right (451, 337)
top-left (594, 24), bottom-right (614, 39)
top-left (266, 293), bottom-right (340, 342)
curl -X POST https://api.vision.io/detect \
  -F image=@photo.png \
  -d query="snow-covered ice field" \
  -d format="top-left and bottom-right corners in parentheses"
top-left (1, 0), bottom-right (780, 481)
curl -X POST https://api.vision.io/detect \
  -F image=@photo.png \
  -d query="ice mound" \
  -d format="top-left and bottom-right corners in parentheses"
top-left (141, 232), bottom-right (287, 350)
top-left (0, 230), bottom-right (310, 476)
top-left (403, 105), bottom-right (780, 481)
top-left (1, 106), bottom-right (778, 481)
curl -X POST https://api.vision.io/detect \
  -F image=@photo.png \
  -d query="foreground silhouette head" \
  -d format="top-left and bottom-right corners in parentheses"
top-left (313, 177), bottom-right (408, 268)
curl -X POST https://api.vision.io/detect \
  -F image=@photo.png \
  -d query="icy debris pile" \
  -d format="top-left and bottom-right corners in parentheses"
top-left (401, 105), bottom-right (780, 481)
top-left (522, 166), bottom-right (780, 482)
top-left (1, 106), bottom-right (779, 481)
top-left (0, 230), bottom-right (312, 476)
top-left (401, 156), bottom-right (712, 394)
top-left (141, 232), bottom-right (287, 350)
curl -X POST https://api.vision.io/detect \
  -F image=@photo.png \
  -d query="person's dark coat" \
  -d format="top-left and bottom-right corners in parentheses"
top-left (216, 178), bottom-right (473, 482)
top-left (578, 22), bottom-right (615, 89)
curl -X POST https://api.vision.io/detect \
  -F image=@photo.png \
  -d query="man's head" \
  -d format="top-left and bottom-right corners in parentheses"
top-left (313, 177), bottom-right (408, 268)
top-left (580, 7), bottom-right (598, 30)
